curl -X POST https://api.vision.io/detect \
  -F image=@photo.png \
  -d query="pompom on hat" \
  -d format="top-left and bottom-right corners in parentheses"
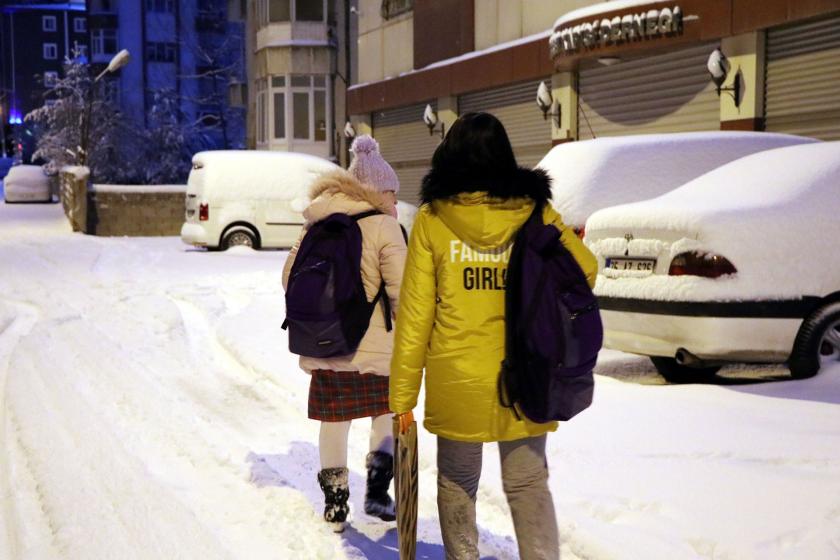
top-left (348, 135), bottom-right (400, 194)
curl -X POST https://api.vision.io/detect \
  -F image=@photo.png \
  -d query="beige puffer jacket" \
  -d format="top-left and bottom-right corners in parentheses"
top-left (282, 171), bottom-right (407, 376)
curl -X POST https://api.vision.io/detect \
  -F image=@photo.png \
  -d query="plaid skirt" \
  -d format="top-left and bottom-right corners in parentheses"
top-left (308, 369), bottom-right (391, 421)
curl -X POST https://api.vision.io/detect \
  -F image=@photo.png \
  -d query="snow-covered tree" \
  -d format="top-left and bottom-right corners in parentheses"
top-left (25, 54), bottom-right (141, 183)
top-left (141, 89), bottom-right (209, 184)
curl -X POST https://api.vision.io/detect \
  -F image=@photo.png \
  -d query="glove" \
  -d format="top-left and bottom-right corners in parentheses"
top-left (396, 410), bottom-right (414, 434)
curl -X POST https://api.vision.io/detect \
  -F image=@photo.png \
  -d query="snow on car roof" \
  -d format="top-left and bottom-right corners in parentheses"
top-left (190, 150), bottom-right (340, 201)
top-left (587, 142), bottom-right (840, 300)
top-left (588, 141), bottom-right (840, 232)
top-left (535, 132), bottom-right (817, 227)
top-left (5, 165), bottom-right (49, 188)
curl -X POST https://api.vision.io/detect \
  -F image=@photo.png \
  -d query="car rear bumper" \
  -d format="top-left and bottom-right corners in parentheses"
top-left (4, 188), bottom-right (51, 202)
top-left (180, 222), bottom-right (210, 246)
top-left (598, 296), bottom-right (820, 362)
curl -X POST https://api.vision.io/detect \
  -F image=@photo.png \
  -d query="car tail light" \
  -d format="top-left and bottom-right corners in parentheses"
top-left (669, 252), bottom-right (736, 278)
top-left (199, 203), bottom-right (209, 221)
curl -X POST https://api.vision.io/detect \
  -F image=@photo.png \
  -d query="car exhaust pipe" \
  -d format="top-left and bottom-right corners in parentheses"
top-left (675, 348), bottom-right (703, 366)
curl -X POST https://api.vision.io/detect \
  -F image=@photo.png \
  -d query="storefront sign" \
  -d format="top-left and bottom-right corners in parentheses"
top-left (552, 6), bottom-right (683, 54)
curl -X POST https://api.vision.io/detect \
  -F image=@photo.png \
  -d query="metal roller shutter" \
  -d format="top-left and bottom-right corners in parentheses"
top-left (459, 80), bottom-right (552, 169)
top-left (372, 102), bottom-right (439, 205)
top-left (765, 14), bottom-right (840, 141)
top-left (578, 43), bottom-right (719, 140)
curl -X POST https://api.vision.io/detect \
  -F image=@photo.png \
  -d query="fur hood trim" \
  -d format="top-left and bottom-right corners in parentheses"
top-left (309, 170), bottom-right (395, 215)
top-left (420, 166), bottom-right (552, 205)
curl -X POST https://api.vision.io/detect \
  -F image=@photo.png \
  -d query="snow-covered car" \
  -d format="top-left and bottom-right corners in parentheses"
top-left (535, 132), bottom-right (817, 236)
top-left (3, 164), bottom-right (52, 203)
top-left (181, 150), bottom-right (417, 250)
top-left (586, 142), bottom-right (840, 382)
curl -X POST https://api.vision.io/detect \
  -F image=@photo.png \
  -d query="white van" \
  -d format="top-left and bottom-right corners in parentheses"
top-left (181, 150), bottom-right (417, 250)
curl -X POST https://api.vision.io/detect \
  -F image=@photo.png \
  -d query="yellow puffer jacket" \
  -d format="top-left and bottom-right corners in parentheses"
top-left (390, 191), bottom-right (598, 442)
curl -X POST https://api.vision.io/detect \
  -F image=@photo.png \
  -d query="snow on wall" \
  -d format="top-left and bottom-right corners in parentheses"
top-left (536, 132), bottom-right (818, 228)
top-left (588, 142), bottom-right (840, 301)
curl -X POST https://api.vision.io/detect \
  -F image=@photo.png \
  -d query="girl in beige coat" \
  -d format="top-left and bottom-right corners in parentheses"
top-left (282, 136), bottom-right (407, 531)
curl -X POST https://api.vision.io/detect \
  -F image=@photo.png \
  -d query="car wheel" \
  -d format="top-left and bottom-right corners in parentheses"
top-left (649, 356), bottom-right (721, 384)
top-left (221, 228), bottom-right (257, 250)
top-left (789, 301), bottom-right (840, 379)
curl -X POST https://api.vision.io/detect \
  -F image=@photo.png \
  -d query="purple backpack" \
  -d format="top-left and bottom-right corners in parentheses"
top-left (498, 203), bottom-right (602, 423)
top-left (283, 211), bottom-right (391, 358)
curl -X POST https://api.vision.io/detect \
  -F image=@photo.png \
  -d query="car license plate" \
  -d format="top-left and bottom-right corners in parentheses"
top-left (606, 257), bottom-right (656, 273)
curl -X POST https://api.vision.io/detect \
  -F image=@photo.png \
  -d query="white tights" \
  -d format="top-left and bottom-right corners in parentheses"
top-left (319, 413), bottom-right (394, 469)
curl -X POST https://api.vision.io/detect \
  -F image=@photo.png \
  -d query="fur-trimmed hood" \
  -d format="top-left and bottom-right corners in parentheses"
top-left (420, 166), bottom-right (553, 205)
top-left (305, 170), bottom-right (396, 223)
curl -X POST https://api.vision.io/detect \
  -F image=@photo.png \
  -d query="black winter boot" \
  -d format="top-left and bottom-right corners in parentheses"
top-left (364, 451), bottom-right (396, 521)
top-left (317, 467), bottom-right (350, 532)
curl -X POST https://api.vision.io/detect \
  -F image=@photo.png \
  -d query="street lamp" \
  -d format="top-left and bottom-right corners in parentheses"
top-left (79, 49), bottom-right (130, 166)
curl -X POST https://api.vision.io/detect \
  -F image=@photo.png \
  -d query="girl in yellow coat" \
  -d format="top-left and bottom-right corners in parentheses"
top-left (390, 113), bottom-right (597, 560)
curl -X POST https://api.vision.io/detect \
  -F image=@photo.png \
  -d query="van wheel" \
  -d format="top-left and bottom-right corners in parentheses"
top-left (789, 301), bottom-right (840, 379)
top-left (221, 228), bottom-right (257, 250)
top-left (650, 357), bottom-right (721, 384)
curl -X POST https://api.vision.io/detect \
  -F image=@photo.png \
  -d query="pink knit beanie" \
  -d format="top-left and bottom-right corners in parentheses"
top-left (348, 135), bottom-right (400, 193)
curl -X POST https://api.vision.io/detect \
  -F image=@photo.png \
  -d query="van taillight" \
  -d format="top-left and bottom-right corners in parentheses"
top-left (199, 203), bottom-right (209, 221)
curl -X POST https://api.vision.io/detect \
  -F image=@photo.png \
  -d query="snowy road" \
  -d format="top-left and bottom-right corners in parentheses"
top-left (1, 202), bottom-right (839, 560)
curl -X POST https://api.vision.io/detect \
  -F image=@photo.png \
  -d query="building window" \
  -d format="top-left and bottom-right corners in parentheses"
top-left (145, 0), bottom-right (175, 13)
top-left (269, 0), bottom-right (290, 22)
top-left (44, 71), bottom-right (59, 87)
top-left (42, 16), bottom-right (57, 32)
top-left (74, 18), bottom-right (86, 33)
top-left (256, 78), bottom-right (268, 144)
top-left (91, 0), bottom-right (116, 12)
top-left (261, 74), bottom-right (328, 143)
top-left (147, 42), bottom-right (177, 63)
top-left (381, 0), bottom-right (413, 20)
top-left (295, 0), bottom-right (323, 21)
top-left (92, 29), bottom-right (117, 56)
top-left (43, 43), bottom-right (58, 60)
top-left (257, 0), bottom-right (326, 25)
top-left (73, 41), bottom-right (88, 59)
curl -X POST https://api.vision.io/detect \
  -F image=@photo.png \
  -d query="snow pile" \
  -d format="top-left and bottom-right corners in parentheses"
top-left (536, 132), bottom-right (817, 228)
top-left (396, 200), bottom-right (418, 234)
top-left (588, 141), bottom-right (840, 300)
top-left (189, 151), bottom-right (340, 202)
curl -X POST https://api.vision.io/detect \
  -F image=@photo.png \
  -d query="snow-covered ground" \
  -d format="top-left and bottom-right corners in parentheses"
top-left (1, 202), bottom-right (839, 560)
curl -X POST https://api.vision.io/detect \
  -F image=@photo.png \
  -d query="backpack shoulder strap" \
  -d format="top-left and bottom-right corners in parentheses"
top-left (351, 210), bottom-right (383, 222)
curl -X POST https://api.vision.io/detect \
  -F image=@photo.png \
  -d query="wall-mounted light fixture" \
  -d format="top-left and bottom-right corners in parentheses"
top-left (423, 104), bottom-right (445, 138)
top-left (536, 81), bottom-right (561, 128)
top-left (707, 48), bottom-right (741, 108)
top-left (343, 120), bottom-right (356, 139)
top-left (597, 56), bottom-right (621, 66)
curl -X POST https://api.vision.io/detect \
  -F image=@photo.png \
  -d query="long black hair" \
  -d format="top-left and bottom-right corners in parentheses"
top-left (420, 112), bottom-right (551, 204)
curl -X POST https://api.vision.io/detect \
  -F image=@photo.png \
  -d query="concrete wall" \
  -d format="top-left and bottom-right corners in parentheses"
top-left (357, 0), bottom-right (413, 83)
top-left (88, 186), bottom-right (186, 236)
top-left (474, 0), bottom-right (596, 50)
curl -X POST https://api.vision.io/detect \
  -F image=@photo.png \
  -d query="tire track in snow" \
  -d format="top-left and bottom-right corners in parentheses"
top-left (0, 298), bottom-right (41, 560)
